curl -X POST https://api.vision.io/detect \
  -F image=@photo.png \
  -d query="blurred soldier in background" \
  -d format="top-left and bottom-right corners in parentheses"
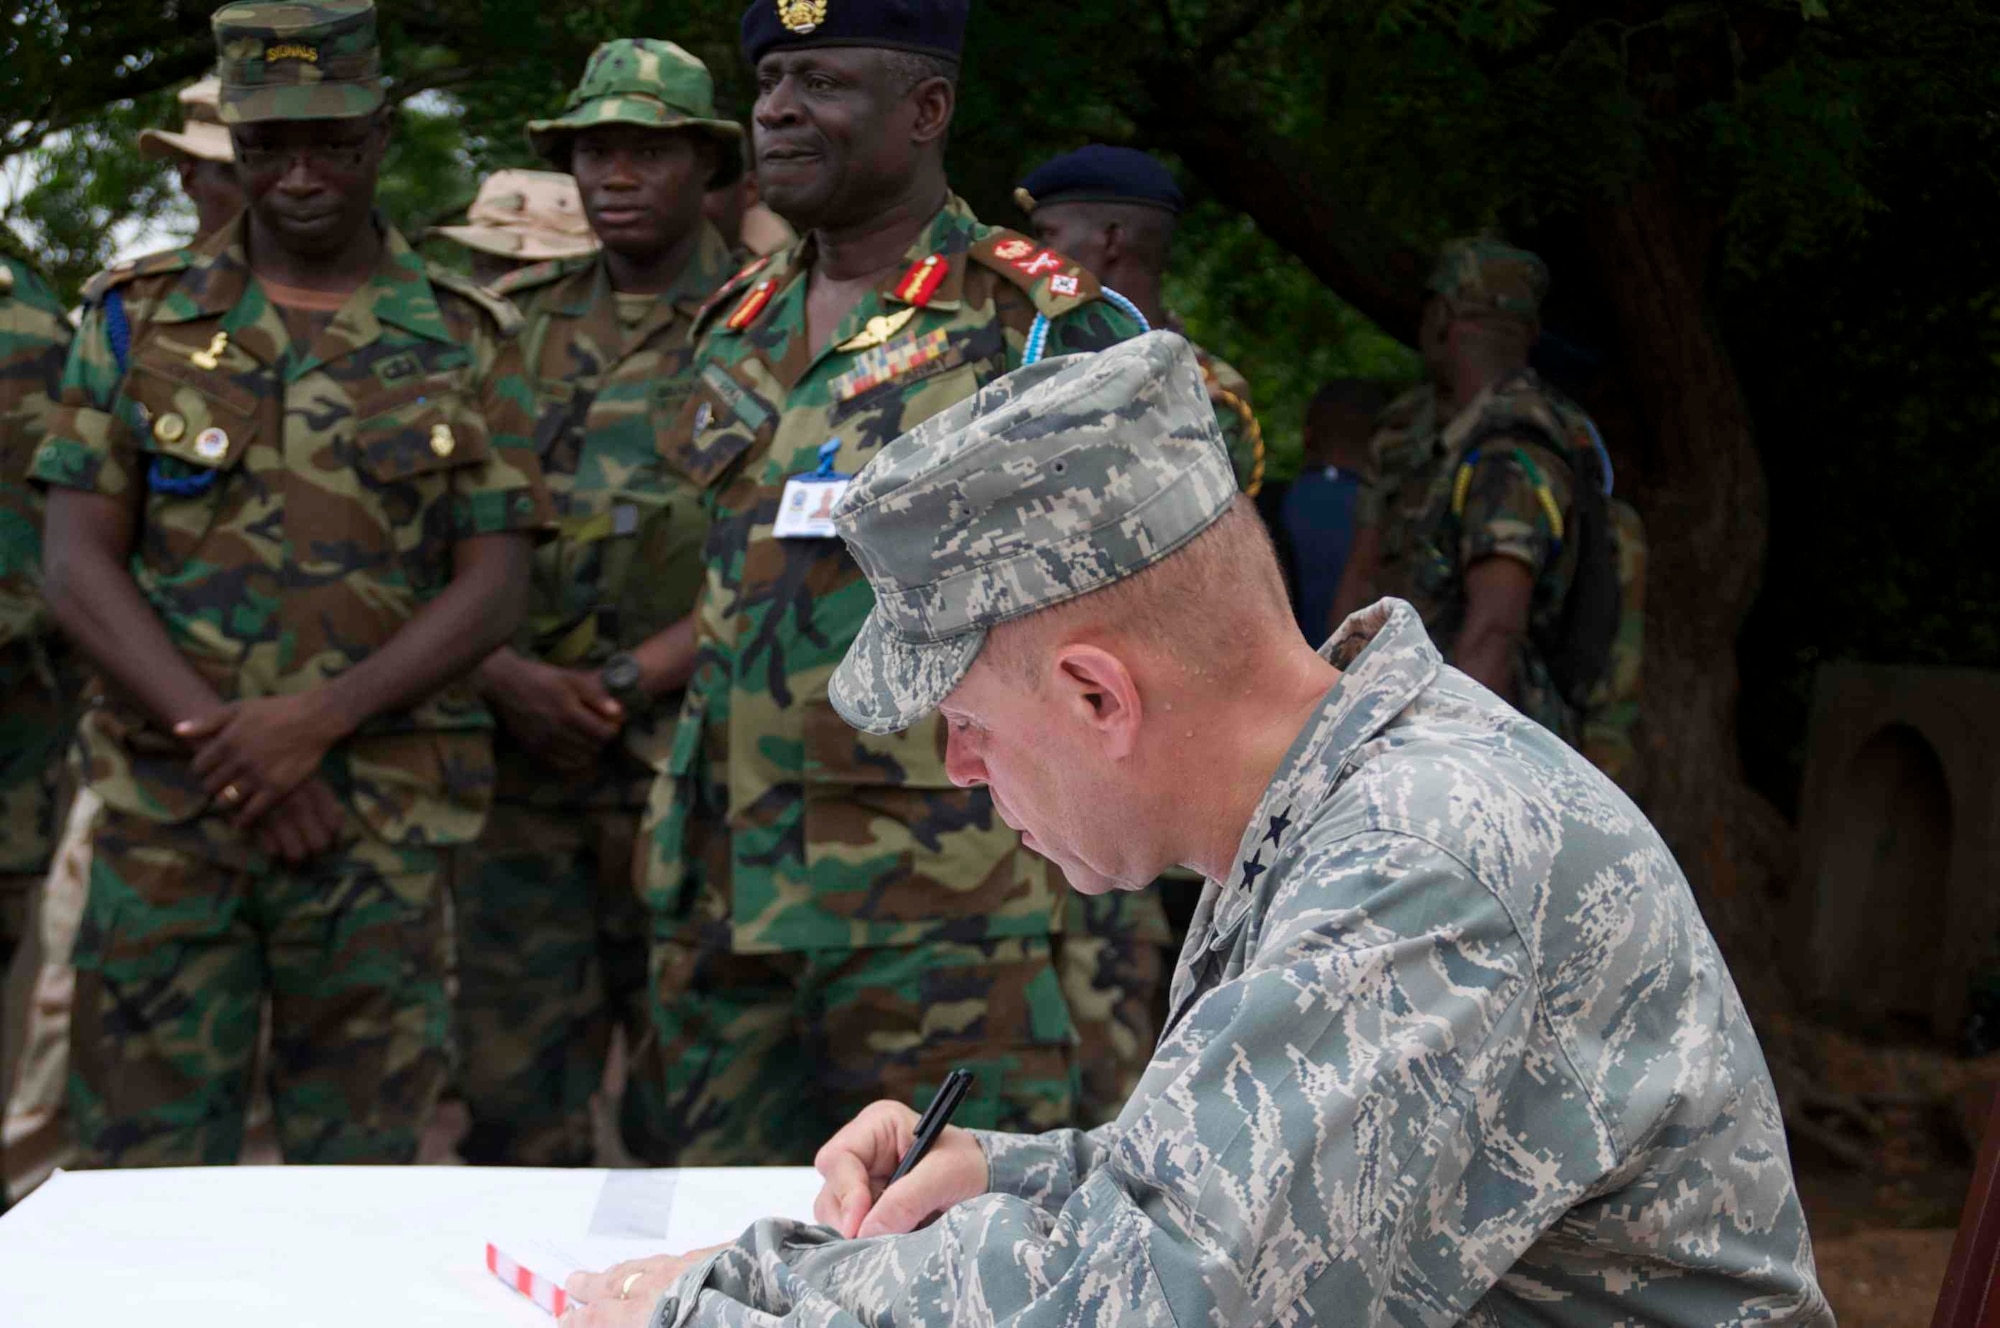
top-left (29, 0), bottom-right (548, 1167)
top-left (635, 0), bottom-right (1147, 1163)
top-left (0, 253), bottom-right (74, 1206)
top-left (429, 168), bottom-right (599, 287)
top-left (703, 149), bottom-right (794, 259)
top-left (137, 76), bottom-right (245, 238)
top-left (1016, 145), bottom-right (1265, 496)
top-left (1264, 379), bottom-right (1385, 643)
top-left (1334, 239), bottom-right (1641, 779)
top-left (450, 38), bottom-right (743, 1168)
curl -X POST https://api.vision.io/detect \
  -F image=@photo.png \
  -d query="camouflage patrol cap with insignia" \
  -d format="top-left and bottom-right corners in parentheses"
top-left (137, 76), bottom-right (235, 164)
top-left (1428, 237), bottom-right (1549, 324)
top-left (211, 0), bottom-right (385, 125)
top-left (528, 39), bottom-right (744, 184)
top-left (827, 331), bottom-right (1237, 735)
top-left (1014, 145), bottom-right (1184, 218)
top-left (741, 0), bottom-right (968, 66)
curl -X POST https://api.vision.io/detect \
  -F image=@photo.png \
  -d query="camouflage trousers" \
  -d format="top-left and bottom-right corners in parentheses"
top-left (451, 799), bottom-right (664, 1167)
top-left (1053, 887), bottom-right (1171, 1126)
top-left (644, 921), bottom-right (1078, 1165)
top-left (68, 805), bottom-right (449, 1167)
top-left (0, 637), bottom-right (74, 879)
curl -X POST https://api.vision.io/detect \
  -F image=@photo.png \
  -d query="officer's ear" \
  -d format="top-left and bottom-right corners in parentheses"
top-left (1048, 643), bottom-right (1143, 762)
top-left (907, 74), bottom-right (955, 148)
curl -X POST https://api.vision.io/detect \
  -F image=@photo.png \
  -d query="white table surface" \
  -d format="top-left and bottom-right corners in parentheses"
top-left (0, 1165), bottom-right (823, 1324)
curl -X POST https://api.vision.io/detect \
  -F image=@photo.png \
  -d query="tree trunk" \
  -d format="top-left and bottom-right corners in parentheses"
top-left (1577, 164), bottom-right (1796, 1007)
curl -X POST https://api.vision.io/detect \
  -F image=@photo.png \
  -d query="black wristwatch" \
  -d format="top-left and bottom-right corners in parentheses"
top-left (600, 651), bottom-right (646, 709)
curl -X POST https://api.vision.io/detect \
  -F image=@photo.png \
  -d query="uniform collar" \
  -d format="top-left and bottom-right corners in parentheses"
top-left (552, 221), bottom-right (737, 321)
top-left (148, 214), bottom-right (454, 349)
top-left (1201, 597), bottom-right (1442, 947)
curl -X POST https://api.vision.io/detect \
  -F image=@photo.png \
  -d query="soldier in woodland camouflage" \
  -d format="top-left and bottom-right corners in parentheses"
top-left (29, 0), bottom-right (549, 1166)
top-left (449, 38), bottom-right (743, 1168)
top-left (0, 255), bottom-right (75, 1200)
top-left (561, 332), bottom-right (1830, 1328)
top-left (633, 0), bottom-right (1145, 1163)
top-left (1334, 239), bottom-right (1637, 771)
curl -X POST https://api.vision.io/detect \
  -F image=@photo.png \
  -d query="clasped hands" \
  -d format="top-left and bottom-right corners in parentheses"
top-left (174, 691), bottom-right (348, 864)
top-left (556, 1101), bottom-right (988, 1327)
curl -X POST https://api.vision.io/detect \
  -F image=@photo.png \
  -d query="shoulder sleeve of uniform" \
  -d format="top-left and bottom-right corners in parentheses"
top-left (691, 255), bottom-right (775, 335)
top-left (427, 265), bottom-right (524, 337)
top-left (489, 255), bottom-right (593, 300)
top-left (967, 229), bottom-right (1105, 318)
top-left (80, 248), bottom-right (191, 305)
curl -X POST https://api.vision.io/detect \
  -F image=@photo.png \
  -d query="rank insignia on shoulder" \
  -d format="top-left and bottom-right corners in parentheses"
top-left (992, 238), bottom-right (1034, 261)
top-left (895, 254), bottom-right (947, 307)
top-left (726, 277), bottom-right (777, 331)
top-left (1050, 273), bottom-right (1080, 297)
top-left (1013, 249), bottom-right (1064, 277)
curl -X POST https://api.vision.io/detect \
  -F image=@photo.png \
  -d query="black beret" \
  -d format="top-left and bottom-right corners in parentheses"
top-left (741, 0), bottom-right (967, 66)
top-left (1015, 146), bottom-right (1184, 216)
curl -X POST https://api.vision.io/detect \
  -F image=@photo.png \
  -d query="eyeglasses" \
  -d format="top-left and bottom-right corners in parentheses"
top-left (232, 141), bottom-right (373, 174)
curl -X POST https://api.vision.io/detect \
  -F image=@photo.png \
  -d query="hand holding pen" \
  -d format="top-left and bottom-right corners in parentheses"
top-left (811, 1068), bottom-right (990, 1240)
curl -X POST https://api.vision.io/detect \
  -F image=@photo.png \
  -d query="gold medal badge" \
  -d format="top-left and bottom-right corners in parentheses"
top-left (778, 0), bottom-right (827, 35)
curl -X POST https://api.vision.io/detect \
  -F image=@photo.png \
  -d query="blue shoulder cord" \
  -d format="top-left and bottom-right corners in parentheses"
top-left (1022, 287), bottom-right (1150, 366)
top-left (109, 289), bottom-right (220, 497)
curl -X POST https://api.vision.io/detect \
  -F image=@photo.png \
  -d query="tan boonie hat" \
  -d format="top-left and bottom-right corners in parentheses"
top-left (828, 331), bottom-right (1237, 735)
top-left (528, 39), bottom-right (744, 184)
top-left (212, 0), bottom-right (387, 125)
top-left (138, 77), bottom-right (235, 164)
top-left (1428, 237), bottom-right (1549, 324)
top-left (430, 169), bottom-right (601, 262)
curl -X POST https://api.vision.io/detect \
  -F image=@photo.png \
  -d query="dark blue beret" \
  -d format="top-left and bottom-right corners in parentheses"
top-left (741, 0), bottom-right (966, 67)
top-left (1015, 146), bottom-right (1184, 216)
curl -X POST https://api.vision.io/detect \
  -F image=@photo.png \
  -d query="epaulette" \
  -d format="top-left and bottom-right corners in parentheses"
top-left (967, 229), bottom-right (1103, 318)
top-left (693, 254), bottom-right (775, 333)
top-left (490, 254), bottom-right (596, 300)
top-left (428, 264), bottom-right (524, 336)
top-left (80, 248), bottom-right (192, 305)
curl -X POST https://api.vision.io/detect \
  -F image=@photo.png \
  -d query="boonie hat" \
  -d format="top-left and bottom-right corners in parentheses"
top-left (430, 170), bottom-right (600, 262)
top-left (138, 77), bottom-right (235, 164)
top-left (211, 0), bottom-right (386, 125)
top-left (828, 331), bottom-right (1237, 735)
top-left (528, 39), bottom-right (744, 184)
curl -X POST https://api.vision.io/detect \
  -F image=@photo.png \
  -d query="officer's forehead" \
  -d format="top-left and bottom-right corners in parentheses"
top-left (754, 47), bottom-right (896, 83)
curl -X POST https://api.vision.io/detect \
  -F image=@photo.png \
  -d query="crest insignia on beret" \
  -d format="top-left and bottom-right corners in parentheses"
top-left (265, 43), bottom-right (320, 64)
top-left (777, 0), bottom-right (827, 34)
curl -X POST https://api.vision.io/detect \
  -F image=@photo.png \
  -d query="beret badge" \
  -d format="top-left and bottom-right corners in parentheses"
top-left (778, 0), bottom-right (827, 34)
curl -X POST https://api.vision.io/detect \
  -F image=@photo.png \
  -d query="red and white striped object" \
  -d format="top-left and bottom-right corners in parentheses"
top-left (486, 1240), bottom-right (574, 1318)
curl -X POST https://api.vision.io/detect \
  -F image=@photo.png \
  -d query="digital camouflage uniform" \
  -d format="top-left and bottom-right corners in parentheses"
top-left (448, 38), bottom-right (750, 1168)
top-left (642, 333), bottom-right (1830, 1328)
top-left (27, 0), bottom-right (550, 1167)
top-left (0, 258), bottom-right (75, 975)
top-left (638, 195), bottom-right (1144, 1161)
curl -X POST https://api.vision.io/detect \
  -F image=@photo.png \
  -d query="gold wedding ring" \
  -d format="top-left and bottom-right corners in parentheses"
top-left (618, 1270), bottom-right (644, 1299)
top-left (219, 784), bottom-right (243, 805)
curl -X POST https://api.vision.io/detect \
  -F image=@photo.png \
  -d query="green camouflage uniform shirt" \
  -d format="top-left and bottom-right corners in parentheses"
top-left (644, 196), bottom-right (1142, 953)
top-left (29, 217), bottom-right (549, 843)
top-left (0, 256), bottom-right (75, 879)
top-left (646, 599), bottom-right (1830, 1328)
top-left (489, 222), bottom-right (737, 804)
top-left (1360, 369), bottom-right (1585, 741)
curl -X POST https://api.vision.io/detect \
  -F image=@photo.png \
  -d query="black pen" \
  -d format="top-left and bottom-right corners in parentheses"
top-left (886, 1067), bottom-right (974, 1186)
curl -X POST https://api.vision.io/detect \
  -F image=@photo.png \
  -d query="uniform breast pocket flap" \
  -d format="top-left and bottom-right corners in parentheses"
top-left (125, 363), bottom-right (258, 473)
top-left (663, 362), bottom-right (773, 489)
top-left (355, 381), bottom-right (492, 482)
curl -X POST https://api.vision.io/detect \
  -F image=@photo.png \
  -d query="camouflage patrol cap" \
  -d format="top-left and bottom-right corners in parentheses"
top-left (211, 1), bottom-right (385, 125)
top-left (1428, 237), bottom-right (1548, 323)
top-left (829, 331), bottom-right (1238, 735)
top-left (528, 39), bottom-right (744, 184)
top-left (137, 76), bottom-right (235, 163)
top-left (429, 169), bottom-right (600, 261)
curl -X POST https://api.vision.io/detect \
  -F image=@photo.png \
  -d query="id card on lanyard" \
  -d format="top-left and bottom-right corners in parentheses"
top-left (773, 438), bottom-right (852, 540)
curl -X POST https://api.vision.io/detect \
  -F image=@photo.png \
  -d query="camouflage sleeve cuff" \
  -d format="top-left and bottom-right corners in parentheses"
top-left (451, 472), bottom-right (551, 538)
top-left (972, 1125), bottom-right (1103, 1212)
top-left (29, 405), bottom-right (136, 496)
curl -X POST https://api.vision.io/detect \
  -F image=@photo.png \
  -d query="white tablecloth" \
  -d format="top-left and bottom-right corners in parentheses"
top-left (0, 1165), bottom-right (823, 1324)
